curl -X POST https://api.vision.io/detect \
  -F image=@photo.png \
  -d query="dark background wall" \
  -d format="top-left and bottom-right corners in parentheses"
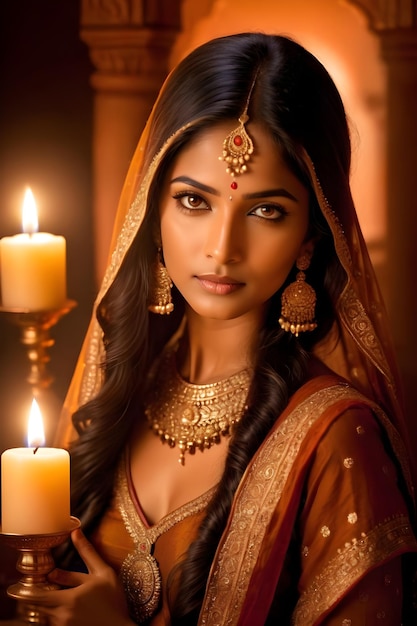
top-left (0, 1), bottom-right (94, 446)
top-left (0, 2), bottom-right (94, 616)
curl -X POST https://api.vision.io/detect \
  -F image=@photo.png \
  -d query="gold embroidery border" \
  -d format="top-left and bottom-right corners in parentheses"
top-left (79, 123), bottom-right (196, 408)
top-left (305, 155), bottom-right (392, 382)
top-left (293, 514), bottom-right (415, 624)
top-left (199, 383), bottom-right (360, 626)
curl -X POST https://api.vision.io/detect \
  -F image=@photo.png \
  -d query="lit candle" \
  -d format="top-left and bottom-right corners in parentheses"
top-left (0, 188), bottom-right (66, 311)
top-left (1, 399), bottom-right (71, 535)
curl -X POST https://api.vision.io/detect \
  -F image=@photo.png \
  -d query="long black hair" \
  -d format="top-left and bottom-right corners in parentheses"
top-left (67, 33), bottom-right (350, 621)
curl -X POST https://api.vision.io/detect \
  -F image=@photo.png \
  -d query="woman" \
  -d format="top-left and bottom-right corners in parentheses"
top-left (37, 33), bottom-right (416, 625)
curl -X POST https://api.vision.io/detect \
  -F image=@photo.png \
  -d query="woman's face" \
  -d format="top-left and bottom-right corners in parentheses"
top-left (159, 122), bottom-right (311, 323)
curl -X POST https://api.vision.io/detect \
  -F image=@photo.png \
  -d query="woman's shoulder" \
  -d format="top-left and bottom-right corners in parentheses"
top-left (276, 359), bottom-right (390, 459)
top-left (288, 366), bottom-right (372, 421)
top-left (298, 356), bottom-right (378, 415)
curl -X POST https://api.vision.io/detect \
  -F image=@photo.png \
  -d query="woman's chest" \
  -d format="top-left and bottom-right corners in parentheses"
top-left (129, 424), bottom-right (227, 525)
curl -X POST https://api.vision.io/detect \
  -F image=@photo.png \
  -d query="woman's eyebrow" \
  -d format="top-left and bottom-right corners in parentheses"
top-left (170, 177), bottom-right (298, 203)
top-left (170, 176), bottom-right (220, 196)
top-left (243, 188), bottom-right (298, 202)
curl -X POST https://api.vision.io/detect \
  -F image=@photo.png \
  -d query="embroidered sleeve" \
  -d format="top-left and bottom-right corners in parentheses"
top-left (293, 406), bottom-right (417, 625)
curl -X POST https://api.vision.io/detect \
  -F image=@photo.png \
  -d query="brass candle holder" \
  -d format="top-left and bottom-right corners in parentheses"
top-left (0, 517), bottom-right (80, 625)
top-left (0, 300), bottom-right (77, 392)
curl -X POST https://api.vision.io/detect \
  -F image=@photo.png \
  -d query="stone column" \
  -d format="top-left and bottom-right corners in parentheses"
top-left (381, 27), bottom-right (417, 437)
top-left (80, 0), bottom-right (181, 283)
top-left (346, 0), bottom-right (417, 446)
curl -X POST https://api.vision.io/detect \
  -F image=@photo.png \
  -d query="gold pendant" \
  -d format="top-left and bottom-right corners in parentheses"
top-left (121, 537), bottom-right (162, 623)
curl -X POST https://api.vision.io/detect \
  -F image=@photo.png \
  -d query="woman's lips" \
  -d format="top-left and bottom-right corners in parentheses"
top-left (196, 274), bottom-right (244, 295)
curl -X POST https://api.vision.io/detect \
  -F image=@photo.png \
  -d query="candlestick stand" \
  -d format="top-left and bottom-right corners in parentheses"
top-left (0, 300), bottom-right (77, 393)
top-left (0, 517), bottom-right (80, 625)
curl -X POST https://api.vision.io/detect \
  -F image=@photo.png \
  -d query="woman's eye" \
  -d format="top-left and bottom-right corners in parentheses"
top-left (250, 204), bottom-right (288, 220)
top-left (173, 192), bottom-right (209, 211)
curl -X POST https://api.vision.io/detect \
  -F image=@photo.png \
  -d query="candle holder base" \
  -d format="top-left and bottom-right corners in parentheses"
top-left (0, 516), bottom-right (80, 625)
top-left (0, 300), bottom-right (77, 393)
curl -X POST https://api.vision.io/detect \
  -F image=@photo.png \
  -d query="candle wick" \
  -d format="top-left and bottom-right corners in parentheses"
top-left (33, 447), bottom-right (39, 455)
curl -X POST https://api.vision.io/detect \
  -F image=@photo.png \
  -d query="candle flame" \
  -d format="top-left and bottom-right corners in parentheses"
top-left (22, 188), bottom-right (39, 234)
top-left (27, 398), bottom-right (45, 448)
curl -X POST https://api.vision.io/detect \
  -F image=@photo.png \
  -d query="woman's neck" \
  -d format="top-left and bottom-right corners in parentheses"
top-left (177, 307), bottom-right (262, 384)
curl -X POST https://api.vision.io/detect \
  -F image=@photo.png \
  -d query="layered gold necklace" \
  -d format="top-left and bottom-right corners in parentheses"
top-left (144, 348), bottom-right (252, 465)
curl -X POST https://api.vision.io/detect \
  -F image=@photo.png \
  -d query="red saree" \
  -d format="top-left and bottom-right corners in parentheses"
top-left (198, 375), bottom-right (417, 625)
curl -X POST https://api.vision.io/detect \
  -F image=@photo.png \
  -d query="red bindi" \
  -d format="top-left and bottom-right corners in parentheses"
top-left (231, 181), bottom-right (238, 190)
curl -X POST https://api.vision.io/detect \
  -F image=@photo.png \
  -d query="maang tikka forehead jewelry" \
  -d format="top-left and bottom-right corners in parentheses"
top-left (219, 70), bottom-right (259, 176)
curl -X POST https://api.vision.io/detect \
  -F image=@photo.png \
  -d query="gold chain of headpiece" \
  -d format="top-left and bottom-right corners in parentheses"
top-left (144, 349), bottom-right (251, 465)
top-left (219, 70), bottom-right (259, 176)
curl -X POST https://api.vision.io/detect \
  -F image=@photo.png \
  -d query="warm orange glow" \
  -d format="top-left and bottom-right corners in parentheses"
top-left (27, 398), bottom-right (45, 448)
top-left (22, 187), bottom-right (39, 234)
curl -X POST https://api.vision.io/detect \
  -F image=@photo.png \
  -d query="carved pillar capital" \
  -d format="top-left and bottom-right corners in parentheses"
top-left (343, 0), bottom-right (416, 31)
top-left (79, 1), bottom-right (183, 283)
top-left (80, 0), bottom-right (182, 93)
top-left (343, 0), bottom-right (417, 63)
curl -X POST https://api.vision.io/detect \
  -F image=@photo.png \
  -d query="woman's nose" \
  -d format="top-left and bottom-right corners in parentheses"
top-left (204, 210), bottom-right (243, 265)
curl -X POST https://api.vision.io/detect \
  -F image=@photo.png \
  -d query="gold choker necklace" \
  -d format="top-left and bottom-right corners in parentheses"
top-left (144, 349), bottom-right (251, 465)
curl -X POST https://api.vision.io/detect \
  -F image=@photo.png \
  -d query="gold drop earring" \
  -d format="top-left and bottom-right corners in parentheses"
top-left (279, 253), bottom-right (317, 337)
top-left (148, 247), bottom-right (174, 315)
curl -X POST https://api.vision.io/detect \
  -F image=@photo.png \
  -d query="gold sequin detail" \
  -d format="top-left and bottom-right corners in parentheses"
top-left (342, 620), bottom-right (352, 626)
top-left (321, 525), bottom-right (331, 537)
top-left (303, 546), bottom-right (309, 557)
top-left (356, 425), bottom-right (365, 435)
top-left (344, 457), bottom-right (354, 468)
top-left (347, 512), bottom-right (358, 524)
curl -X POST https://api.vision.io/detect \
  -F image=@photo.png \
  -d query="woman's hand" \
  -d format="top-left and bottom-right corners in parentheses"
top-left (34, 528), bottom-right (134, 626)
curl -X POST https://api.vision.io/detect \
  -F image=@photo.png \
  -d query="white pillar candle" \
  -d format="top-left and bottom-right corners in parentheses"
top-left (1, 399), bottom-right (71, 535)
top-left (0, 188), bottom-right (66, 311)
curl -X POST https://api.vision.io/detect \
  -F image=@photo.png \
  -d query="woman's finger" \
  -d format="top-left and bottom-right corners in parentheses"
top-left (30, 586), bottom-right (77, 607)
top-left (70, 528), bottom-right (109, 576)
top-left (48, 567), bottom-right (89, 588)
